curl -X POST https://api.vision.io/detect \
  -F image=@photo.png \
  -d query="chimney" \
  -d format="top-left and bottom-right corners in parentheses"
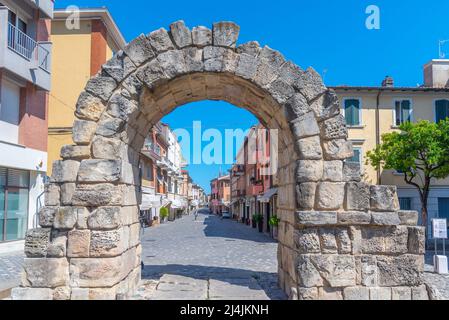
top-left (382, 76), bottom-right (394, 87)
top-left (424, 59), bottom-right (449, 87)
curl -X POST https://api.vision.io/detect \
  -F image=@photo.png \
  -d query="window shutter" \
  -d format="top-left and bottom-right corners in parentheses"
top-left (436, 100), bottom-right (449, 123)
top-left (0, 167), bottom-right (6, 186)
top-left (345, 99), bottom-right (360, 126)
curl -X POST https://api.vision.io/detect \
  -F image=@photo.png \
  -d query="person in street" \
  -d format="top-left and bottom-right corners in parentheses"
top-left (194, 209), bottom-right (198, 220)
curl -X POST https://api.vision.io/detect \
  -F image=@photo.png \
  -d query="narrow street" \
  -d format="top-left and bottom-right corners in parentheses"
top-left (133, 208), bottom-right (287, 300)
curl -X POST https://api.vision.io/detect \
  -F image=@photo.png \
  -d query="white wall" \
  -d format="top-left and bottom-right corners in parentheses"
top-left (0, 78), bottom-right (20, 144)
top-left (28, 171), bottom-right (44, 229)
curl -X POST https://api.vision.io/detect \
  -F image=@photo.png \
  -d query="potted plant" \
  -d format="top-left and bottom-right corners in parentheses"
top-left (269, 216), bottom-right (280, 240)
top-left (251, 214), bottom-right (257, 228)
top-left (254, 214), bottom-right (264, 232)
top-left (159, 207), bottom-right (169, 223)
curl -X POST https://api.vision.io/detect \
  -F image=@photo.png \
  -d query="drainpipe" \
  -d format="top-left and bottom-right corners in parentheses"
top-left (376, 89), bottom-right (381, 185)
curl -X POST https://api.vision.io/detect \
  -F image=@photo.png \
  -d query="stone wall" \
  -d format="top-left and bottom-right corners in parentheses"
top-left (11, 21), bottom-right (427, 300)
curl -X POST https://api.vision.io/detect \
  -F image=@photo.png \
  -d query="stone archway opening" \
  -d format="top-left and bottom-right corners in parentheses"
top-left (13, 21), bottom-right (427, 300)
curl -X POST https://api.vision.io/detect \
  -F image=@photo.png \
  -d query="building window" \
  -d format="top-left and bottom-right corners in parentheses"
top-left (0, 167), bottom-right (30, 242)
top-left (399, 197), bottom-right (412, 210)
top-left (343, 98), bottom-right (361, 126)
top-left (145, 164), bottom-right (153, 181)
top-left (438, 198), bottom-right (449, 223)
top-left (347, 147), bottom-right (362, 165)
top-left (394, 99), bottom-right (412, 126)
top-left (435, 99), bottom-right (449, 123)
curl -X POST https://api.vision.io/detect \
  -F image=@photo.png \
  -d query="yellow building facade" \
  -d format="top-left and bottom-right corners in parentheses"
top-left (47, 8), bottom-right (125, 175)
top-left (332, 60), bottom-right (449, 232)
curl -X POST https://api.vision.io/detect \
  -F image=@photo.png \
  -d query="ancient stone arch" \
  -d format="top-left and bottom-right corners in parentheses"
top-left (12, 21), bottom-right (427, 300)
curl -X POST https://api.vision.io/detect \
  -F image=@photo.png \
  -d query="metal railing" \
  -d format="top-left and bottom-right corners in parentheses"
top-left (7, 22), bottom-right (50, 72)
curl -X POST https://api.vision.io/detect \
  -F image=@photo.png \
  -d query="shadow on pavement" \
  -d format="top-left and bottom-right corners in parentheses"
top-left (141, 263), bottom-right (286, 300)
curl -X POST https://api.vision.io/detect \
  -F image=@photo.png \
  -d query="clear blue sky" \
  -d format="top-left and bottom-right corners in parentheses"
top-left (56, 0), bottom-right (449, 192)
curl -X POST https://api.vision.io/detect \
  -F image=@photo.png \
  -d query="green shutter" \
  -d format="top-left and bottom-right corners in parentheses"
top-left (436, 100), bottom-right (449, 123)
top-left (345, 99), bottom-right (360, 126)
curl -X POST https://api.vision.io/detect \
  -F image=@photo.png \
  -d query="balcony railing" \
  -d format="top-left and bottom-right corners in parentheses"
top-left (7, 23), bottom-right (50, 72)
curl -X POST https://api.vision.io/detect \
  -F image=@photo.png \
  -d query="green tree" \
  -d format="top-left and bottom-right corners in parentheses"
top-left (366, 119), bottom-right (449, 228)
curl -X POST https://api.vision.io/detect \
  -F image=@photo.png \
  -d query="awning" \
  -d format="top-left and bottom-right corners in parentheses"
top-left (257, 188), bottom-right (278, 203)
top-left (140, 194), bottom-right (162, 210)
top-left (171, 198), bottom-right (184, 209)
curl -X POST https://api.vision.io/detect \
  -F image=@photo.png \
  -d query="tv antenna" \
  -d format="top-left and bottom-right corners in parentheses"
top-left (439, 39), bottom-right (449, 59)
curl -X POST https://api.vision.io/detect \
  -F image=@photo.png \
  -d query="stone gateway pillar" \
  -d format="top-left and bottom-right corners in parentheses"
top-left (11, 21), bottom-right (428, 300)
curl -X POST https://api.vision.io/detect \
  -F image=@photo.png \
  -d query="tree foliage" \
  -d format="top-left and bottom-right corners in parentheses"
top-left (366, 119), bottom-right (449, 226)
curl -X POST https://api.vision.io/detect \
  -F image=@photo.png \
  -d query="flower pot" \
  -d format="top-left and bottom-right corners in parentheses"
top-left (252, 220), bottom-right (257, 228)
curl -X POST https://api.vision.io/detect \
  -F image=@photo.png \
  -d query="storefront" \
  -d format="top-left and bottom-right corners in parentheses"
top-left (0, 167), bottom-right (43, 243)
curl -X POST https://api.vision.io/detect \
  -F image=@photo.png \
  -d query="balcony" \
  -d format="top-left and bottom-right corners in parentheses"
top-left (0, 8), bottom-right (52, 91)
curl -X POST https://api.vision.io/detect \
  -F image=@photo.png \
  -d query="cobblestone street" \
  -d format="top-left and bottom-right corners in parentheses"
top-left (133, 208), bottom-right (287, 300)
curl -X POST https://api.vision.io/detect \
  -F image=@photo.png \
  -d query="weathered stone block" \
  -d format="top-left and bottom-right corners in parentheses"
top-left (147, 28), bottom-right (175, 53)
top-left (316, 182), bottom-right (345, 210)
top-left (336, 228), bottom-right (352, 254)
top-left (323, 139), bottom-right (353, 160)
top-left (75, 92), bottom-right (106, 121)
top-left (72, 120), bottom-right (97, 145)
top-left (337, 211), bottom-right (371, 225)
top-left (298, 287), bottom-right (318, 300)
top-left (60, 183), bottom-right (76, 205)
top-left (25, 228), bottom-right (51, 257)
top-left (371, 212), bottom-right (401, 226)
top-left (88, 207), bottom-right (122, 230)
top-left (392, 287), bottom-right (412, 300)
top-left (92, 136), bottom-right (122, 160)
top-left (72, 183), bottom-right (123, 207)
top-left (370, 185), bottom-right (400, 212)
top-left (85, 75), bottom-right (117, 102)
top-left (360, 255), bottom-right (377, 286)
top-left (11, 287), bottom-right (53, 300)
top-left (90, 229), bottom-right (125, 257)
top-left (296, 136), bottom-right (322, 160)
top-left (77, 160), bottom-right (122, 183)
top-left (319, 229), bottom-right (338, 253)
top-left (343, 161), bottom-right (362, 182)
top-left (123, 34), bottom-right (154, 66)
top-left (45, 184), bottom-right (60, 207)
top-left (296, 255), bottom-right (323, 287)
top-left (157, 50), bottom-right (187, 78)
top-left (284, 92), bottom-right (311, 120)
top-left (47, 234), bottom-right (67, 258)
top-left (70, 256), bottom-right (123, 288)
top-left (39, 207), bottom-right (57, 227)
top-left (290, 112), bottom-right (320, 138)
top-left (345, 182), bottom-right (370, 211)
top-left (411, 285), bottom-right (429, 300)
top-left (22, 258), bottom-right (69, 288)
top-left (310, 254), bottom-right (356, 287)
top-left (370, 287), bottom-right (392, 300)
top-left (320, 115), bottom-right (348, 140)
top-left (60, 145), bottom-right (91, 160)
top-left (169, 20), bottom-right (192, 48)
top-left (361, 226), bottom-right (408, 254)
top-left (318, 287), bottom-right (343, 300)
top-left (408, 226), bottom-right (425, 254)
top-left (293, 67), bottom-right (326, 102)
top-left (296, 160), bottom-right (323, 182)
top-left (398, 210), bottom-right (419, 226)
top-left (296, 182), bottom-right (316, 210)
top-left (67, 230), bottom-right (91, 258)
top-left (51, 160), bottom-right (80, 183)
top-left (213, 21), bottom-right (240, 47)
top-left (95, 115), bottom-right (126, 137)
top-left (54, 207), bottom-right (81, 230)
top-left (102, 50), bottom-right (136, 83)
top-left (376, 255), bottom-right (423, 287)
top-left (322, 160), bottom-right (343, 182)
top-left (106, 91), bottom-right (138, 121)
top-left (343, 287), bottom-right (370, 300)
top-left (192, 26), bottom-right (212, 47)
top-left (296, 211), bottom-right (337, 226)
top-left (309, 89), bottom-right (340, 121)
top-left (294, 228), bottom-right (320, 253)
top-left (53, 286), bottom-right (71, 300)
